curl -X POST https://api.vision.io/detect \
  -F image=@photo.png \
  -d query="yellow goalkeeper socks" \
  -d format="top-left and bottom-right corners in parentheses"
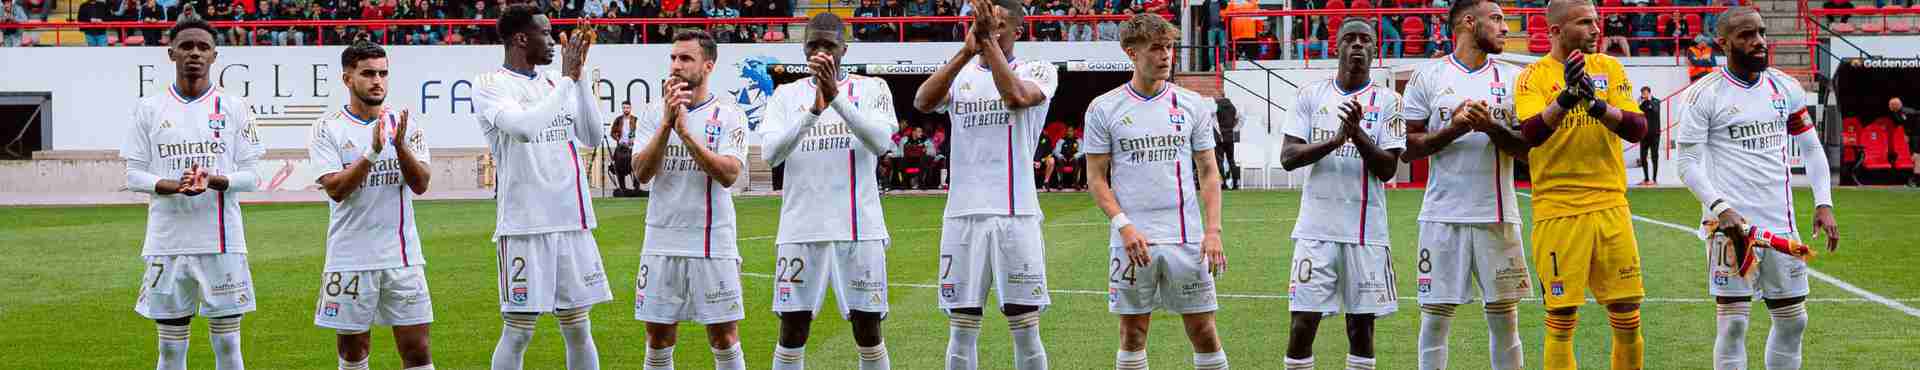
top-left (1608, 310), bottom-right (1644, 370)
top-left (1544, 312), bottom-right (1578, 370)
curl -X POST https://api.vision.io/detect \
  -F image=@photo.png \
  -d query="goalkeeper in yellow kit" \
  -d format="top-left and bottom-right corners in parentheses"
top-left (1513, 0), bottom-right (1652, 369)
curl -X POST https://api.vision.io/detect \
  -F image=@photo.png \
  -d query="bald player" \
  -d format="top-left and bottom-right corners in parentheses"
top-left (912, 0), bottom-right (1059, 368)
top-left (1514, 0), bottom-right (1652, 369)
top-left (1399, 0), bottom-right (1532, 368)
top-left (760, 13), bottom-right (899, 370)
top-left (1278, 19), bottom-right (1405, 370)
top-left (1673, 7), bottom-right (1838, 370)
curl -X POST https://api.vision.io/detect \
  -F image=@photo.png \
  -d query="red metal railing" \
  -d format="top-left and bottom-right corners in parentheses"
top-left (1220, 6), bottom-right (1736, 69)
top-left (0, 14), bottom-right (1161, 45)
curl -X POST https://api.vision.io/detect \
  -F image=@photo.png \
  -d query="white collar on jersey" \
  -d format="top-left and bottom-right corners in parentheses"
top-left (499, 64), bottom-right (539, 80)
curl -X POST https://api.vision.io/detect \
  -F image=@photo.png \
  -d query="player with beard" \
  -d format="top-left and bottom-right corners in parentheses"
top-left (1671, 7), bottom-right (1839, 370)
top-left (124, 15), bottom-right (267, 370)
top-left (1397, 0), bottom-right (1533, 368)
top-left (1278, 19), bottom-right (1406, 370)
top-left (307, 41), bottom-right (437, 370)
top-left (1514, 0), bottom-right (1651, 368)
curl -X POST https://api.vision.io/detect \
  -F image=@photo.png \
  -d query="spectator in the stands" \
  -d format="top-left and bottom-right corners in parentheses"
top-left (707, 0), bottom-right (746, 42)
top-left (1096, 7), bottom-right (1125, 41)
top-left (1890, 97), bottom-right (1920, 186)
top-left (1686, 34), bottom-right (1715, 81)
top-left (1604, 12), bottom-right (1631, 56)
top-left (462, 0), bottom-right (498, 44)
top-left (0, 0), bottom-right (25, 47)
top-left (138, 0), bottom-right (169, 45)
top-left (77, 0), bottom-right (112, 45)
top-left (1822, 0), bottom-right (1853, 23)
top-left (1373, 0), bottom-right (1404, 59)
top-left (360, 0), bottom-right (391, 43)
top-left (903, 0), bottom-right (932, 40)
top-left (1065, 0), bottom-right (1093, 40)
top-left (852, 0), bottom-right (889, 41)
top-left (21, 0), bottom-right (48, 21)
top-left (1029, 0), bottom-right (1061, 41)
top-left (1631, 3), bottom-right (1661, 55)
top-left (935, 0), bottom-right (959, 40)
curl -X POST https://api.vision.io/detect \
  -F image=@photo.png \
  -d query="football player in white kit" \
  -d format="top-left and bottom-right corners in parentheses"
top-left (1396, 0), bottom-right (1534, 368)
top-left (1083, 14), bottom-right (1231, 370)
top-left (629, 29), bottom-right (752, 370)
top-left (1277, 19), bottom-right (1406, 370)
top-left (912, 0), bottom-right (1056, 368)
top-left (306, 41), bottom-right (437, 370)
top-left (123, 16), bottom-right (265, 370)
top-left (759, 13), bottom-right (897, 370)
top-left (1673, 8), bottom-right (1839, 370)
top-left (471, 5), bottom-right (610, 369)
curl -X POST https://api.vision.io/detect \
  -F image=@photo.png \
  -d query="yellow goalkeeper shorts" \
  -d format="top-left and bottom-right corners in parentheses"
top-left (1532, 206), bottom-right (1644, 309)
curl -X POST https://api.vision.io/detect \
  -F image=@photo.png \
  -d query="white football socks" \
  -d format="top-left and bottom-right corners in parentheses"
top-left (208, 316), bottom-right (245, 370)
top-left (1715, 300), bottom-right (1753, 370)
top-left (1417, 304), bottom-right (1456, 370)
top-left (156, 323), bottom-right (190, 370)
top-left (490, 313), bottom-right (538, 370)
top-left (1283, 356), bottom-right (1314, 370)
top-left (1008, 311), bottom-right (1048, 370)
top-left (556, 309), bottom-right (600, 370)
top-left (1115, 350), bottom-right (1148, 370)
top-left (1485, 300), bottom-right (1525, 370)
top-left (1193, 351), bottom-right (1228, 370)
top-left (772, 345), bottom-right (805, 370)
top-left (644, 345), bottom-right (675, 370)
top-left (1767, 302), bottom-right (1808, 370)
top-left (1345, 354), bottom-right (1376, 370)
top-left (857, 343), bottom-right (890, 370)
top-left (945, 312), bottom-right (982, 370)
top-left (712, 341), bottom-right (746, 370)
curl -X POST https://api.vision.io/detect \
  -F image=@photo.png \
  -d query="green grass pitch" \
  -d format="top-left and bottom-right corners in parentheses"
top-left (4, 188), bottom-right (1919, 368)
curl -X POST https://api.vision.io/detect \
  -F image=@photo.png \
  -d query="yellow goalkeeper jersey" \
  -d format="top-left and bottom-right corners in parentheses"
top-left (1515, 54), bottom-right (1641, 220)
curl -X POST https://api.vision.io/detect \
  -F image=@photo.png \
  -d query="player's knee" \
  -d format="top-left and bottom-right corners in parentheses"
top-left (155, 316), bottom-right (193, 326)
top-left (645, 323), bottom-right (679, 348)
top-left (1605, 302), bottom-right (1641, 313)
top-left (1000, 304), bottom-right (1041, 317)
top-left (849, 311), bottom-right (886, 347)
top-left (778, 310), bottom-right (815, 324)
top-left (1288, 311), bottom-right (1323, 331)
top-left (1765, 295), bottom-right (1807, 309)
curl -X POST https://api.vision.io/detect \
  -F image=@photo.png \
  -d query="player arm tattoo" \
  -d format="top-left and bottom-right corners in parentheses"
top-left (1280, 134), bottom-right (1344, 171)
top-left (1400, 118), bottom-right (1470, 160)
top-left (977, 46), bottom-right (1046, 109)
top-left (913, 48), bottom-right (975, 113)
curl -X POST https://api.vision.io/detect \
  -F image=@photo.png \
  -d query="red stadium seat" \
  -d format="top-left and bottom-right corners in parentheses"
top-left (1326, 0), bottom-right (1348, 35)
top-left (1656, 0), bottom-right (1671, 5)
top-left (1529, 32), bottom-right (1552, 53)
top-left (1862, 22), bottom-right (1886, 33)
top-left (1832, 22), bottom-right (1858, 33)
top-left (1603, 0), bottom-right (1622, 7)
top-left (1895, 125), bottom-right (1916, 170)
top-left (1862, 119), bottom-right (1892, 170)
top-left (1403, 17), bottom-right (1426, 56)
top-left (1528, 15), bottom-right (1548, 34)
top-left (1685, 14), bottom-right (1703, 36)
top-left (1890, 19), bottom-right (1913, 33)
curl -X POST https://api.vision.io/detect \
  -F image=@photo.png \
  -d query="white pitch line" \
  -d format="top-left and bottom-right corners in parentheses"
top-left (1514, 192), bottom-right (1920, 318)
top-left (738, 273), bottom-right (1920, 304)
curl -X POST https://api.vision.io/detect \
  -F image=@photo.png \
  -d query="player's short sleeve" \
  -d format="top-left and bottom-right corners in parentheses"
top-left (1400, 66), bottom-right (1433, 121)
top-left (1018, 61), bottom-right (1060, 101)
top-left (1672, 84), bottom-right (1713, 144)
top-left (720, 108), bottom-right (750, 167)
top-left (1514, 64), bottom-right (1551, 122)
top-left (1379, 97), bottom-right (1409, 151)
top-left (307, 122), bottom-right (345, 179)
top-left (231, 97), bottom-right (266, 164)
top-left (1190, 97), bottom-right (1219, 152)
top-left (1081, 99), bottom-right (1112, 154)
top-left (1283, 89), bottom-right (1312, 141)
top-left (1604, 61), bottom-right (1642, 114)
top-left (866, 78), bottom-right (901, 129)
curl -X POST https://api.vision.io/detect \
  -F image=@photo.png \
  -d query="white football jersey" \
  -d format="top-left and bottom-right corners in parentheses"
top-left (1082, 83), bottom-right (1217, 245)
top-left (472, 67), bottom-right (606, 239)
top-left (121, 87), bottom-right (265, 256)
top-left (1673, 68), bottom-right (1814, 236)
top-left (637, 95), bottom-right (750, 259)
top-left (764, 75), bottom-right (896, 244)
top-left (1400, 56), bottom-right (1523, 225)
top-left (1285, 79), bottom-right (1407, 246)
top-left (307, 108), bottom-right (431, 272)
top-left (934, 59), bottom-right (1059, 218)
